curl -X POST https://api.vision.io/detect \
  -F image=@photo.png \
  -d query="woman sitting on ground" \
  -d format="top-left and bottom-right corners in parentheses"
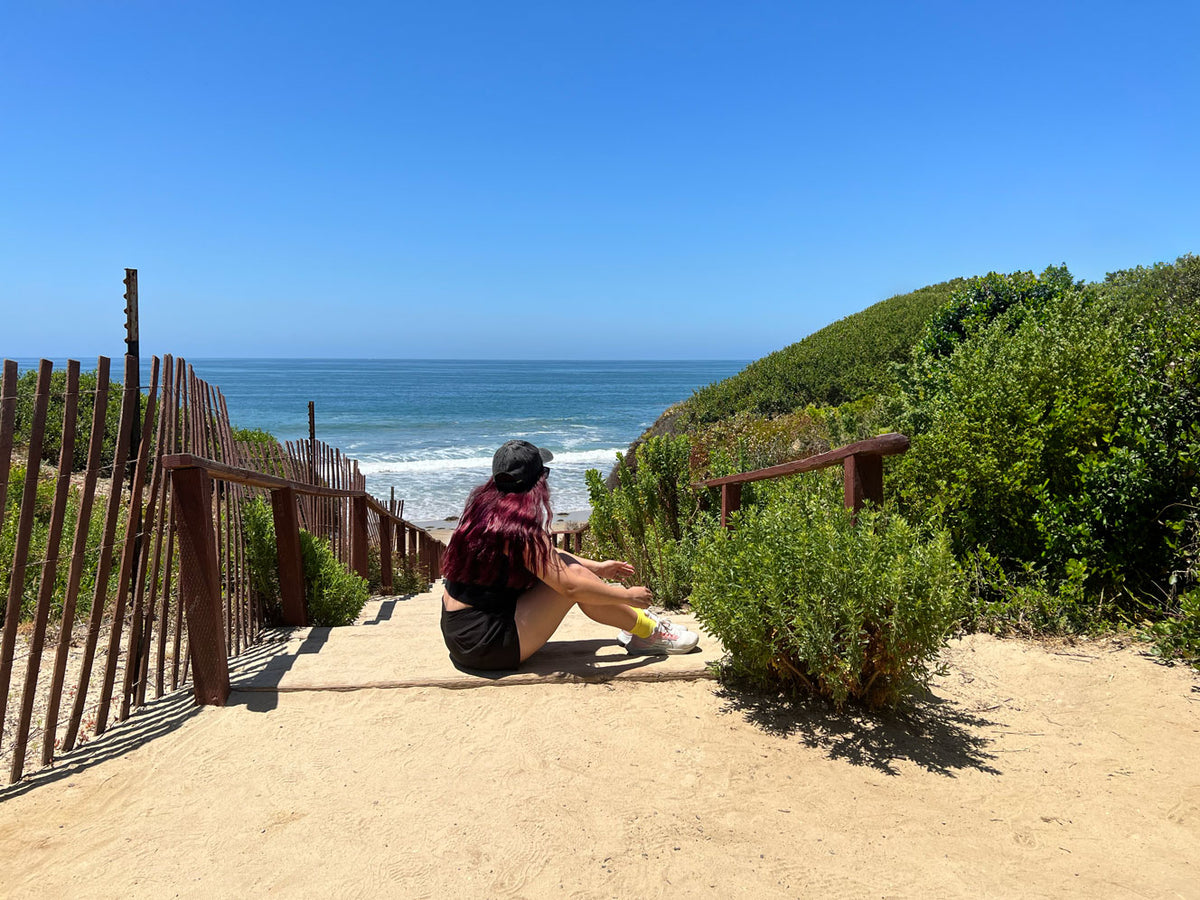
top-left (440, 440), bottom-right (699, 671)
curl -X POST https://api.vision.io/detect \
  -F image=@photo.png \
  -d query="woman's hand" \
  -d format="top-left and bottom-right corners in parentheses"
top-left (593, 559), bottom-right (636, 581)
top-left (625, 586), bottom-right (653, 609)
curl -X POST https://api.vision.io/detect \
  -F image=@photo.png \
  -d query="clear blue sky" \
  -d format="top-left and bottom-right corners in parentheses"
top-left (3, 1), bottom-right (1197, 361)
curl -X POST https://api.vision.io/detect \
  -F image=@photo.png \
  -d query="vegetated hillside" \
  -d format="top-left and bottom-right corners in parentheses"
top-left (684, 278), bottom-right (967, 424)
top-left (593, 255), bottom-right (1199, 676)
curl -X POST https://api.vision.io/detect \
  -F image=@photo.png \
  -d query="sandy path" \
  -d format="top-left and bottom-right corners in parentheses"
top-left (0, 598), bottom-right (1196, 899)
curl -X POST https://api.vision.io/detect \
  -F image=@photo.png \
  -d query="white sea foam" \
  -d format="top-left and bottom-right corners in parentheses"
top-left (355, 447), bottom-right (622, 477)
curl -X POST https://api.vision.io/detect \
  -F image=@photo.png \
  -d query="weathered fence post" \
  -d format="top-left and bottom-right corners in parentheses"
top-left (351, 494), bottom-right (369, 579)
top-left (0, 360), bottom-right (52, 735)
top-left (271, 486), bottom-right (308, 627)
top-left (379, 513), bottom-right (394, 592)
top-left (172, 466), bottom-right (230, 705)
top-left (418, 532), bottom-right (432, 581)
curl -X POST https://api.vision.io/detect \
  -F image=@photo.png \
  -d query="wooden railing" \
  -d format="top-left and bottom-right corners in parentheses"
top-left (0, 354), bottom-right (440, 782)
top-left (551, 525), bottom-right (588, 554)
top-left (696, 433), bottom-right (911, 527)
top-left (161, 453), bottom-right (442, 706)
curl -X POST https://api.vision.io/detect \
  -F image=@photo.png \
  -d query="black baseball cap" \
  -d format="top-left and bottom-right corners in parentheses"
top-left (492, 440), bottom-right (553, 493)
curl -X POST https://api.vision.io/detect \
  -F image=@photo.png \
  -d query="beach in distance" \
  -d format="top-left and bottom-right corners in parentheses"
top-left (175, 358), bottom-right (747, 524)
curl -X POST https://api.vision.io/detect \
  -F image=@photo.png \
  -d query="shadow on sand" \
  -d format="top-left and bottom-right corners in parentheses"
top-left (718, 684), bottom-right (1002, 777)
top-left (449, 638), bottom-right (689, 682)
top-left (0, 688), bottom-right (204, 803)
top-left (356, 592), bottom-right (424, 626)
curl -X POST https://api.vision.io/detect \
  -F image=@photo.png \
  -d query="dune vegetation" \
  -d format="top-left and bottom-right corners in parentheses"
top-left (588, 254), bottom-right (1200, 706)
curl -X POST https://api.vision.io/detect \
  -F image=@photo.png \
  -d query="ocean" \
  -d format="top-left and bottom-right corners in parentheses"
top-left (157, 359), bottom-right (746, 524)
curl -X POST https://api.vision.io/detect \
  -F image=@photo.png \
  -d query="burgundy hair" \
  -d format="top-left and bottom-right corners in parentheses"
top-left (441, 471), bottom-right (554, 589)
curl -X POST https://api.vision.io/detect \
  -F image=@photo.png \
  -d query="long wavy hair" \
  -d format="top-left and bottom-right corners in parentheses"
top-left (441, 472), bottom-right (554, 589)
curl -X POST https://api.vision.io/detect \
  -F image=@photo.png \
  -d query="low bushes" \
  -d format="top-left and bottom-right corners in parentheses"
top-left (896, 259), bottom-right (1200, 618)
top-left (1146, 589), bottom-right (1200, 666)
top-left (241, 496), bottom-right (370, 627)
top-left (367, 544), bottom-right (430, 596)
top-left (1, 464), bottom-right (113, 624)
top-left (588, 255), bottom-right (1200, 678)
top-left (299, 530), bottom-right (370, 627)
top-left (12, 367), bottom-right (126, 471)
top-left (690, 477), bottom-right (965, 709)
top-left (241, 497), bottom-right (283, 625)
top-left (586, 434), bottom-right (710, 609)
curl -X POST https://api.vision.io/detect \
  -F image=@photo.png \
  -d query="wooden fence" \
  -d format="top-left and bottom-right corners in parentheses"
top-left (0, 355), bottom-right (441, 783)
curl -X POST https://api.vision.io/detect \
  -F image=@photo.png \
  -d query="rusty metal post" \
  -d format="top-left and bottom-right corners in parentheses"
top-left (351, 494), bottom-right (369, 579)
top-left (172, 466), bottom-right (230, 706)
top-left (271, 486), bottom-right (308, 626)
top-left (308, 401), bottom-right (316, 486)
top-left (123, 270), bottom-right (140, 469)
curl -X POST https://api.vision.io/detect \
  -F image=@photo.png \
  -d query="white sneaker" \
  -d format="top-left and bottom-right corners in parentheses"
top-left (618, 615), bottom-right (700, 655)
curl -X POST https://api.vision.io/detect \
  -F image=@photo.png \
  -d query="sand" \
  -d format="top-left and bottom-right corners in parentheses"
top-left (0, 586), bottom-right (1196, 899)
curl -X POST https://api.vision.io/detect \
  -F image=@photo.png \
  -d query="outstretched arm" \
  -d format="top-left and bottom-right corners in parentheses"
top-left (533, 550), bottom-right (651, 608)
top-left (555, 551), bottom-right (635, 582)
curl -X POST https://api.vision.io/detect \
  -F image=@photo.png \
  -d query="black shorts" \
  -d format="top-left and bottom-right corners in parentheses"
top-left (440, 601), bottom-right (522, 671)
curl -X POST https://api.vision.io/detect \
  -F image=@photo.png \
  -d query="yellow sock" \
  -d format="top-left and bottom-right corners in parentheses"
top-left (631, 609), bottom-right (657, 638)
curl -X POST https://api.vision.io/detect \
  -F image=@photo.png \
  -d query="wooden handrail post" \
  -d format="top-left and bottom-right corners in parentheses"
top-left (417, 532), bottom-right (430, 581)
top-left (843, 452), bottom-right (884, 513)
top-left (271, 486), bottom-right (308, 627)
top-left (379, 513), bottom-right (394, 593)
top-left (172, 466), bottom-right (230, 706)
top-left (351, 495), bottom-right (369, 579)
top-left (721, 483), bottom-right (742, 529)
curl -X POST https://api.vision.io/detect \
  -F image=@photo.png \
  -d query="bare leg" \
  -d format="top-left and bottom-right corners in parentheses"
top-left (513, 581), bottom-right (576, 662)
top-left (512, 563), bottom-right (639, 662)
top-left (577, 602), bottom-right (637, 631)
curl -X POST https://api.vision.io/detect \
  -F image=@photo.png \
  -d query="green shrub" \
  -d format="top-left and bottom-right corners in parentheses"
top-left (231, 427), bottom-right (277, 445)
top-left (366, 545), bottom-right (431, 595)
top-left (1145, 588), bottom-right (1200, 665)
top-left (916, 266), bottom-right (1074, 362)
top-left (241, 496), bottom-right (283, 625)
top-left (586, 434), bottom-right (711, 609)
top-left (390, 552), bottom-right (430, 595)
top-left (1, 464), bottom-right (113, 624)
top-left (961, 549), bottom-right (1113, 634)
top-left (896, 259), bottom-right (1200, 611)
top-left (241, 495), bottom-right (372, 626)
top-left (299, 530), bottom-right (369, 626)
top-left (690, 476), bottom-right (965, 709)
top-left (367, 543), bottom-right (382, 592)
top-left (13, 367), bottom-right (127, 471)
